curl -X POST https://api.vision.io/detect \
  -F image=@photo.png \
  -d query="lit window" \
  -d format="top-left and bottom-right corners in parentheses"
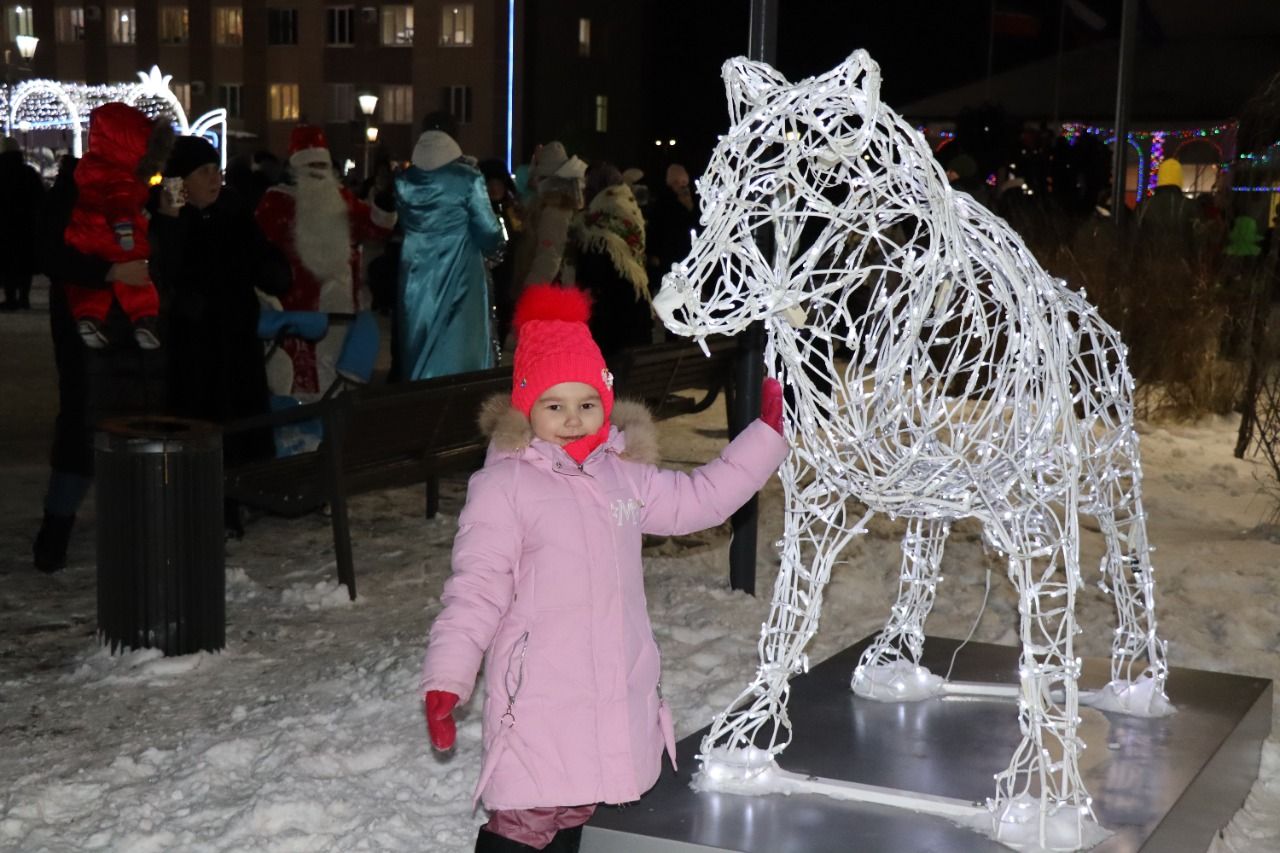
top-left (159, 6), bottom-right (190, 44)
top-left (446, 85), bottom-right (472, 124)
top-left (218, 83), bottom-right (243, 119)
top-left (56, 7), bottom-right (86, 43)
top-left (594, 95), bottom-right (608, 133)
top-left (4, 5), bottom-right (34, 37)
top-left (380, 84), bottom-right (413, 124)
top-left (326, 6), bottom-right (355, 46)
top-left (439, 4), bottom-right (473, 47)
top-left (214, 7), bottom-right (243, 46)
top-left (109, 7), bottom-right (136, 44)
top-left (380, 5), bottom-right (413, 46)
top-left (578, 18), bottom-right (590, 57)
top-left (267, 8), bottom-right (298, 45)
top-left (327, 83), bottom-right (355, 122)
top-left (269, 83), bottom-right (301, 121)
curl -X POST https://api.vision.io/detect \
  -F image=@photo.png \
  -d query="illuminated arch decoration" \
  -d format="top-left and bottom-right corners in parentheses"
top-left (1, 66), bottom-right (228, 169)
top-left (655, 51), bottom-right (1173, 851)
top-left (8, 79), bottom-right (85, 157)
top-left (1062, 121), bottom-right (1237, 201)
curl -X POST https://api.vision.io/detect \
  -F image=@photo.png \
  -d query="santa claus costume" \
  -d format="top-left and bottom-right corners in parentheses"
top-left (255, 125), bottom-right (396, 400)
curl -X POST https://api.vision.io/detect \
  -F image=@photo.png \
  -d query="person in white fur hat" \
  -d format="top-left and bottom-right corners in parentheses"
top-left (254, 125), bottom-right (397, 400)
top-left (513, 140), bottom-right (588, 290)
top-left (394, 130), bottom-right (505, 380)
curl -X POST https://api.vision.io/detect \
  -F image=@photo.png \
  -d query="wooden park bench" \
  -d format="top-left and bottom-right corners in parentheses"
top-left (223, 336), bottom-right (739, 600)
top-left (223, 367), bottom-right (512, 599)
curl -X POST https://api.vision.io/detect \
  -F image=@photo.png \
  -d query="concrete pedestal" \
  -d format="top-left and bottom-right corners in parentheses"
top-left (585, 635), bottom-right (1272, 852)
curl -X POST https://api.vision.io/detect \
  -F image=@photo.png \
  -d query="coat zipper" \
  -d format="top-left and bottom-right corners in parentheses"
top-left (502, 630), bottom-right (529, 727)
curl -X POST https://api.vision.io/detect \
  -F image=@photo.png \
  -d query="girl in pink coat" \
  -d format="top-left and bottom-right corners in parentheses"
top-left (421, 284), bottom-right (787, 852)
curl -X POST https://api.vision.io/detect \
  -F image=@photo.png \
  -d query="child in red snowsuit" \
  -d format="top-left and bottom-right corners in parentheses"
top-left (63, 102), bottom-right (163, 350)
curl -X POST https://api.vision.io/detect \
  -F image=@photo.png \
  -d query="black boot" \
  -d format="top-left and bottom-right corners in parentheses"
top-left (542, 826), bottom-right (583, 853)
top-left (474, 827), bottom-right (539, 852)
top-left (34, 511), bottom-right (76, 573)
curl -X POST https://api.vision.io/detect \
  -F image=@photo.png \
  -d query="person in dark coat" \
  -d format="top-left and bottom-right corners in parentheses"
top-left (150, 137), bottom-right (291, 533)
top-left (1137, 158), bottom-right (1198, 257)
top-left (0, 137), bottom-right (44, 310)
top-left (478, 157), bottom-right (524, 346)
top-left (646, 163), bottom-right (701, 293)
top-left (571, 163), bottom-right (652, 360)
top-left (33, 150), bottom-right (167, 573)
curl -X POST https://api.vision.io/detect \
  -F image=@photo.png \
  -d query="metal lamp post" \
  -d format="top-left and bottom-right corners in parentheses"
top-left (358, 93), bottom-right (378, 180)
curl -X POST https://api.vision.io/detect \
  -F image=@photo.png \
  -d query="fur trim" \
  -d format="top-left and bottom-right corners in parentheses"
top-left (611, 400), bottom-right (658, 464)
top-left (479, 395), bottom-right (533, 452)
top-left (478, 393), bottom-right (659, 464)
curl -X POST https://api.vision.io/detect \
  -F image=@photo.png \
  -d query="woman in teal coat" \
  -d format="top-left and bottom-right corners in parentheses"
top-left (396, 131), bottom-right (505, 380)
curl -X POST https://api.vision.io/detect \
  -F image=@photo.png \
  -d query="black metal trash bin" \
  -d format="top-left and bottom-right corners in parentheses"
top-left (95, 416), bottom-right (225, 655)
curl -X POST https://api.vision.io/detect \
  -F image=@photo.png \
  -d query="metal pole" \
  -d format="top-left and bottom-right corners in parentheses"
top-left (1111, 0), bottom-right (1138, 230)
top-left (1052, 0), bottom-right (1066, 125)
top-left (728, 0), bottom-right (777, 595)
top-left (985, 0), bottom-right (997, 101)
top-left (363, 118), bottom-right (371, 180)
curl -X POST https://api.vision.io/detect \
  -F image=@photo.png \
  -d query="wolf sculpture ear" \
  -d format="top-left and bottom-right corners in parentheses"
top-left (721, 57), bottom-right (789, 126)
top-left (841, 50), bottom-right (881, 126)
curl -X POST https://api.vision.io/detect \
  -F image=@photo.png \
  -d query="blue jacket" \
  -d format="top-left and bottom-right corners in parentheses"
top-left (396, 161), bottom-right (504, 380)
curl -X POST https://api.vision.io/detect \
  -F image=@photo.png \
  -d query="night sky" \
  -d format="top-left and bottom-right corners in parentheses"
top-left (643, 0), bottom-right (1128, 173)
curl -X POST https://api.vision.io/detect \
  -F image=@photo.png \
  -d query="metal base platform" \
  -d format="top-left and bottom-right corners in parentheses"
top-left (584, 635), bottom-right (1272, 852)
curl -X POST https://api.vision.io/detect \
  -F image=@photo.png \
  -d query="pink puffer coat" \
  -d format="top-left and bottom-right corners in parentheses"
top-left (421, 398), bottom-right (788, 810)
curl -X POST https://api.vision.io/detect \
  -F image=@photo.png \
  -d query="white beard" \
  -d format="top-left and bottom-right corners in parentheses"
top-left (292, 169), bottom-right (353, 283)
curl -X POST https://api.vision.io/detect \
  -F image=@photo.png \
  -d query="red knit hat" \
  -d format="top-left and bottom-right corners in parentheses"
top-left (511, 285), bottom-right (614, 420)
top-left (288, 125), bottom-right (330, 167)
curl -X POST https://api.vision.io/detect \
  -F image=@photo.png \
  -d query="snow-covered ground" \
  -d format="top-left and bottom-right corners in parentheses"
top-left (1, 288), bottom-right (1277, 852)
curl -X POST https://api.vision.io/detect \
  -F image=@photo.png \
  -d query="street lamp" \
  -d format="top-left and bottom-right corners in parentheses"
top-left (16, 35), bottom-right (38, 62)
top-left (4, 35), bottom-right (38, 139)
top-left (358, 93), bottom-right (378, 179)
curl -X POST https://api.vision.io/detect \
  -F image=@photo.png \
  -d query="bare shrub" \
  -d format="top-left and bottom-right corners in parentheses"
top-left (1016, 209), bottom-right (1241, 419)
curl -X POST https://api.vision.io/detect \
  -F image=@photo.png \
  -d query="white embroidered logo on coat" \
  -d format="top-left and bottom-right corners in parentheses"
top-left (610, 498), bottom-right (643, 526)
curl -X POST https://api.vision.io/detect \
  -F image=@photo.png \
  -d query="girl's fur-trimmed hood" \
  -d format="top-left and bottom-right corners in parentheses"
top-left (477, 394), bottom-right (659, 464)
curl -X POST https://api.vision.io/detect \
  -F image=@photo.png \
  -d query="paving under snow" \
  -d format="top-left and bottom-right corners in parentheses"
top-left (0, 291), bottom-right (1277, 852)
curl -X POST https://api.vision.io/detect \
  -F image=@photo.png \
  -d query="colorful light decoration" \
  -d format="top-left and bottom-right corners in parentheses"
top-left (1146, 131), bottom-right (1165, 195)
top-left (656, 51), bottom-right (1171, 851)
top-left (1, 66), bottom-right (228, 169)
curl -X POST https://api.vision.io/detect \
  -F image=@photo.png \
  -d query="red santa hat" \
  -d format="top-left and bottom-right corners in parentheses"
top-left (288, 125), bottom-right (331, 168)
top-left (511, 285), bottom-right (614, 422)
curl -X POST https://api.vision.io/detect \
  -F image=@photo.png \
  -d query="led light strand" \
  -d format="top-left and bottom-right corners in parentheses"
top-left (654, 51), bottom-right (1171, 851)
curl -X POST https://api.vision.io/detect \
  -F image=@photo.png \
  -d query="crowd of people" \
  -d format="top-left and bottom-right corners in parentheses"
top-left (2, 101), bottom-right (705, 573)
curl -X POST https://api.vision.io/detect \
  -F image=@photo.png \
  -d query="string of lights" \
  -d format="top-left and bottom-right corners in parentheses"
top-left (654, 51), bottom-right (1172, 851)
top-left (1, 66), bottom-right (227, 167)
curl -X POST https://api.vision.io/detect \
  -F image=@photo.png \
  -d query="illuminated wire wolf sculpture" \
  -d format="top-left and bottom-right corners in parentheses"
top-left (654, 51), bottom-right (1172, 849)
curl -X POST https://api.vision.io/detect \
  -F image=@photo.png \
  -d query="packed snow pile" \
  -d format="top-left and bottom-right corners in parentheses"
top-left (1, 403), bottom-right (1278, 852)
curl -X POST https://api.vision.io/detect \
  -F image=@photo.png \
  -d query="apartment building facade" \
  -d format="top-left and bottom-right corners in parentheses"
top-left (7, 1), bottom-right (520, 168)
top-left (4, 1), bottom-right (664, 175)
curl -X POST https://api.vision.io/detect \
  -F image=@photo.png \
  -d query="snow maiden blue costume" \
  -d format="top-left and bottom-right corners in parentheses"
top-left (395, 131), bottom-right (505, 380)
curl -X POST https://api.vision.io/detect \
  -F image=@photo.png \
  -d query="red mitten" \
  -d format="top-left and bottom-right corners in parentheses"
top-left (425, 690), bottom-right (459, 751)
top-left (761, 377), bottom-right (784, 435)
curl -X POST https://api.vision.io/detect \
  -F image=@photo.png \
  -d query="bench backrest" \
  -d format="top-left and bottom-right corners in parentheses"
top-left (336, 367), bottom-right (511, 484)
top-left (610, 337), bottom-right (737, 416)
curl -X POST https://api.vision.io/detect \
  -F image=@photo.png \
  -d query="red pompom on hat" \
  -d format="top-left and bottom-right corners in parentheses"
top-left (288, 125), bottom-right (330, 168)
top-left (511, 284), bottom-right (614, 422)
